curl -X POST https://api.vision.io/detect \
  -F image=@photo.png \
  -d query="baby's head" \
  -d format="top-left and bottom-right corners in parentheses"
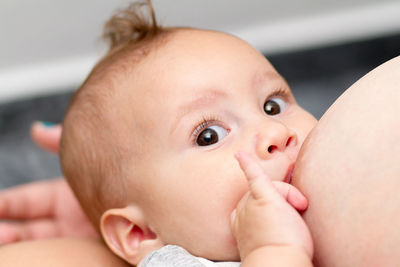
top-left (60, 1), bottom-right (317, 265)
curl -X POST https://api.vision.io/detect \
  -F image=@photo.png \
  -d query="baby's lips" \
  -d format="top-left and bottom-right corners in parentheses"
top-left (230, 209), bottom-right (237, 226)
top-left (284, 163), bottom-right (295, 184)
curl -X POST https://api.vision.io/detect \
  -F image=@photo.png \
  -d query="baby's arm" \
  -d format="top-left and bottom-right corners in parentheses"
top-left (231, 152), bottom-right (313, 266)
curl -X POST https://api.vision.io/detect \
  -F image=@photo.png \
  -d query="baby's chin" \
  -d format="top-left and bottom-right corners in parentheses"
top-left (181, 232), bottom-right (240, 261)
top-left (191, 244), bottom-right (240, 262)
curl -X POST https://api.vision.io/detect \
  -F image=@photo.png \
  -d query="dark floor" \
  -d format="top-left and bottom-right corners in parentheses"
top-left (0, 33), bottom-right (399, 189)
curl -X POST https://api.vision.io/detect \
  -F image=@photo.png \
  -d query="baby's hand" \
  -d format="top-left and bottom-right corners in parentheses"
top-left (231, 151), bottom-right (313, 262)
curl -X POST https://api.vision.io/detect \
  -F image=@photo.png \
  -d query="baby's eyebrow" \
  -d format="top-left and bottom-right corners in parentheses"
top-left (170, 90), bottom-right (228, 134)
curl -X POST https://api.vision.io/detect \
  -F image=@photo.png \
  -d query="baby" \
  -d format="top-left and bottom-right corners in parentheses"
top-left (60, 1), bottom-right (316, 266)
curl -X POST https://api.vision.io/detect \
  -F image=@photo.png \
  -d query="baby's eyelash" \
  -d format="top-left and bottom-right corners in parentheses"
top-left (267, 87), bottom-right (291, 100)
top-left (189, 88), bottom-right (291, 144)
top-left (191, 115), bottom-right (222, 142)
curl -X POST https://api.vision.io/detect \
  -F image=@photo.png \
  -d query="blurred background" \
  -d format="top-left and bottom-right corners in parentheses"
top-left (0, 0), bottom-right (399, 188)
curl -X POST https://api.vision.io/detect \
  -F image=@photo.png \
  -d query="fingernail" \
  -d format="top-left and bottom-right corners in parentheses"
top-left (42, 121), bottom-right (55, 127)
top-left (235, 151), bottom-right (246, 161)
top-left (32, 121), bottom-right (55, 128)
top-left (32, 121), bottom-right (59, 130)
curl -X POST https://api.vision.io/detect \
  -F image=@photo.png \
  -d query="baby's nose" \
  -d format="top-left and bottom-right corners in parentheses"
top-left (255, 122), bottom-right (297, 160)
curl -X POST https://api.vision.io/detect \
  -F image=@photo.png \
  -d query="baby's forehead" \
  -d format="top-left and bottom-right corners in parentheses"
top-left (102, 28), bottom-right (283, 125)
top-left (133, 31), bottom-right (275, 88)
top-left (105, 29), bottom-right (274, 90)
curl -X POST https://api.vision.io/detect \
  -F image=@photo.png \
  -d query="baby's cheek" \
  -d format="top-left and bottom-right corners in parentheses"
top-left (226, 172), bottom-right (249, 211)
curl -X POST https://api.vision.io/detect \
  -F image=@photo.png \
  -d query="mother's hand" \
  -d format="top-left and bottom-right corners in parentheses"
top-left (0, 123), bottom-right (98, 244)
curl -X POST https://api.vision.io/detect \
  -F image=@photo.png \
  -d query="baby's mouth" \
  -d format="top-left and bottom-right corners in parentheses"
top-left (284, 163), bottom-right (295, 184)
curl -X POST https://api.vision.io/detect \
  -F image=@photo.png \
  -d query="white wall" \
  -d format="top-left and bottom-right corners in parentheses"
top-left (1, 0), bottom-right (399, 103)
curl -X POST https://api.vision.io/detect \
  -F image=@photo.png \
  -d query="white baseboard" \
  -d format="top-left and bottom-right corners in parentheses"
top-left (0, 1), bottom-right (399, 104)
top-left (0, 55), bottom-right (98, 103)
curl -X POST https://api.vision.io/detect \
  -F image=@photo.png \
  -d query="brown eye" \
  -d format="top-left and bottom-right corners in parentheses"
top-left (196, 125), bottom-right (228, 146)
top-left (264, 98), bottom-right (287, 115)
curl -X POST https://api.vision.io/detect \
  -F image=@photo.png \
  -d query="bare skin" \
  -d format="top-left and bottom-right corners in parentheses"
top-left (0, 56), bottom-right (399, 266)
top-left (0, 238), bottom-right (130, 267)
top-left (292, 56), bottom-right (400, 267)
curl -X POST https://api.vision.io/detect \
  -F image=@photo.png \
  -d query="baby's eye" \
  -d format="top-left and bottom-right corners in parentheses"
top-left (196, 125), bottom-right (228, 146)
top-left (264, 97), bottom-right (287, 115)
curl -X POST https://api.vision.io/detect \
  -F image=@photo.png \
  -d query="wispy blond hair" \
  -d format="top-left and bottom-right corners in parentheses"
top-left (60, 0), bottom-right (172, 230)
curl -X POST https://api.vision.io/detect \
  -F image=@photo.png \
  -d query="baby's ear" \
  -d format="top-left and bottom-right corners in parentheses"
top-left (100, 206), bottom-right (165, 265)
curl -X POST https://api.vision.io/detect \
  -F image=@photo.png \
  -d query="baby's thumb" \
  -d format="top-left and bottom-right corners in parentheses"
top-left (272, 181), bottom-right (308, 211)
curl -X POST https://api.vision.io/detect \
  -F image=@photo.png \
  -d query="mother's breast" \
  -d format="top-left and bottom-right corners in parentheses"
top-left (292, 56), bottom-right (400, 267)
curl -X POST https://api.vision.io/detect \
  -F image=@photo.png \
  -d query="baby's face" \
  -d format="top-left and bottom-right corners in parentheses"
top-left (117, 29), bottom-right (317, 260)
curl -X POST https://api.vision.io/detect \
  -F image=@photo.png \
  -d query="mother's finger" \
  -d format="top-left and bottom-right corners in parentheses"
top-left (0, 180), bottom-right (61, 220)
top-left (30, 122), bottom-right (62, 153)
top-left (0, 220), bottom-right (60, 244)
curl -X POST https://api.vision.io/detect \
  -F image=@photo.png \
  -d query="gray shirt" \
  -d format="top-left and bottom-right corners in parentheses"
top-left (139, 245), bottom-right (241, 267)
